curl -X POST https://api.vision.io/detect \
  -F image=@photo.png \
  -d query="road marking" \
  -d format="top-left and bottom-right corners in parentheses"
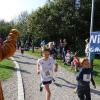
top-left (11, 57), bottom-right (24, 100)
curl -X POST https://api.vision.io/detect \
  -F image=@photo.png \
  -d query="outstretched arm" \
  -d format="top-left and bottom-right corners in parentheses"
top-left (37, 60), bottom-right (40, 74)
top-left (91, 75), bottom-right (96, 88)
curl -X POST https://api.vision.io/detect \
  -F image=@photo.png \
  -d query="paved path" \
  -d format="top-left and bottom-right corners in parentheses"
top-left (13, 52), bottom-right (100, 100)
top-left (2, 65), bottom-right (18, 100)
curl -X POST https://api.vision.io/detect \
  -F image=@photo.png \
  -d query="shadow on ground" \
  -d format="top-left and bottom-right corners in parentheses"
top-left (53, 77), bottom-right (77, 89)
top-left (56, 77), bottom-right (76, 86)
top-left (54, 82), bottom-right (76, 89)
top-left (0, 64), bottom-right (31, 74)
top-left (91, 88), bottom-right (100, 96)
top-left (10, 58), bottom-right (36, 65)
top-left (15, 60), bottom-right (36, 65)
top-left (14, 55), bottom-right (37, 60)
top-left (55, 77), bottom-right (100, 96)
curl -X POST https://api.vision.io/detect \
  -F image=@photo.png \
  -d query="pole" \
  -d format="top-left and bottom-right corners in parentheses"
top-left (89, 0), bottom-right (95, 70)
top-left (90, 0), bottom-right (95, 33)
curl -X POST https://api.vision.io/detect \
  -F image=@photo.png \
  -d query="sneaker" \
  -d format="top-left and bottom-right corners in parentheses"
top-left (74, 88), bottom-right (77, 94)
top-left (40, 83), bottom-right (43, 92)
top-left (52, 78), bottom-right (55, 82)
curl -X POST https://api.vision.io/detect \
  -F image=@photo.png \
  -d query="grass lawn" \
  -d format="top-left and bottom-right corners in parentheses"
top-left (0, 59), bottom-right (14, 80)
top-left (26, 50), bottom-right (100, 85)
top-left (26, 50), bottom-right (41, 58)
top-left (93, 59), bottom-right (100, 85)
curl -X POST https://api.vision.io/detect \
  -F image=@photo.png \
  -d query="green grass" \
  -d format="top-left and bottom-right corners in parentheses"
top-left (26, 50), bottom-right (41, 58)
top-left (26, 50), bottom-right (100, 85)
top-left (93, 59), bottom-right (100, 85)
top-left (0, 59), bottom-right (14, 80)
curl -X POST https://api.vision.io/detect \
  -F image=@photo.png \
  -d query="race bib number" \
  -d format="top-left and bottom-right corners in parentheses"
top-left (83, 74), bottom-right (91, 82)
top-left (45, 70), bottom-right (53, 78)
top-left (45, 71), bottom-right (50, 76)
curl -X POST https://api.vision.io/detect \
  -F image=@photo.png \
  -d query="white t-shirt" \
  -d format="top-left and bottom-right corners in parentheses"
top-left (37, 57), bottom-right (56, 82)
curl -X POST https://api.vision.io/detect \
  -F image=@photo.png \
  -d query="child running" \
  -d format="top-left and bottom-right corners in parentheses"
top-left (76, 58), bottom-right (96, 100)
top-left (37, 48), bottom-right (58, 100)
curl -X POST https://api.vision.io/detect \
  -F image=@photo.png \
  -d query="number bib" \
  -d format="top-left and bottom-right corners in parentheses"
top-left (45, 70), bottom-right (53, 78)
top-left (83, 74), bottom-right (91, 82)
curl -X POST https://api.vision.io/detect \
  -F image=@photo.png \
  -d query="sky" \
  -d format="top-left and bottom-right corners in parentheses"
top-left (0, 0), bottom-right (47, 22)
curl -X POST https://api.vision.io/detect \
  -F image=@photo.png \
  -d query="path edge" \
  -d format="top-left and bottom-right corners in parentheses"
top-left (11, 57), bottom-right (25, 100)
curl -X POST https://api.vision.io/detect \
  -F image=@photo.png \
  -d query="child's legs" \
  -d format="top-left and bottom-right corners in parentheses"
top-left (75, 65), bottom-right (78, 71)
top-left (44, 84), bottom-right (51, 100)
top-left (77, 87), bottom-right (85, 100)
top-left (85, 87), bottom-right (91, 100)
top-left (71, 62), bottom-right (74, 67)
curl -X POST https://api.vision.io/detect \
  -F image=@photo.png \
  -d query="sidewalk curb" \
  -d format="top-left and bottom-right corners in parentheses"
top-left (11, 57), bottom-right (24, 100)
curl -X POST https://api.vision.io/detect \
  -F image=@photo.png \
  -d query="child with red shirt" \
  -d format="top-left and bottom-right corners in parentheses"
top-left (71, 52), bottom-right (80, 71)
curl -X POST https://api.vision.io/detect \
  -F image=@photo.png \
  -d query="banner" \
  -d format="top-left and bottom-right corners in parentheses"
top-left (90, 32), bottom-right (100, 53)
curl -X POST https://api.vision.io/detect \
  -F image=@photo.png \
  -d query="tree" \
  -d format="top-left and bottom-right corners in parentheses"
top-left (14, 0), bottom-right (93, 53)
top-left (94, 0), bottom-right (100, 31)
top-left (0, 20), bottom-right (12, 40)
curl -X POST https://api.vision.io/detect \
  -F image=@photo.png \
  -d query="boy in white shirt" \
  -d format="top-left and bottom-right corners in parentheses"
top-left (37, 48), bottom-right (58, 100)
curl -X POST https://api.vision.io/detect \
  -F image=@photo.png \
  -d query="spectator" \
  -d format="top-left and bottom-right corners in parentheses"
top-left (65, 50), bottom-right (72, 65)
top-left (85, 39), bottom-right (89, 57)
top-left (48, 42), bottom-right (57, 59)
top-left (0, 37), bottom-right (3, 46)
top-left (85, 39), bottom-right (95, 70)
top-left (71, 52), bottom-right (80, 71)
top-left (21, 46), bottom-right (25, 55)
top-left (59, 39), bottom-right (63, 58)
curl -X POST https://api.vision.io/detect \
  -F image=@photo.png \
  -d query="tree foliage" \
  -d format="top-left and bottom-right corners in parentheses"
top-left (12, 0), bottom-right (100, 52)
top-left (0, 20), bottom-right (12, 40)
top-left (25, 0), bottom-right (92, 51)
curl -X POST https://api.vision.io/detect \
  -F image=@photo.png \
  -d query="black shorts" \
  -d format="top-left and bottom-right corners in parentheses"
top-left (42, 80), bottom-right (52, 85)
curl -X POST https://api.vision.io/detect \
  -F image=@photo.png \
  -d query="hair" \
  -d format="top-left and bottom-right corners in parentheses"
top-left (80, 58), bottom-right (89, 65)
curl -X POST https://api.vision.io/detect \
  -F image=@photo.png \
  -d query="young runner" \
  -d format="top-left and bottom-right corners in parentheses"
top-left (76, 58), bottom-right (96, 100)
top-left (37, 48), bottom-right (58, 100)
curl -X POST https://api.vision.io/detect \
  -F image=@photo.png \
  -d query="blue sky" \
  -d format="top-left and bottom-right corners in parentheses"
top-left (0, 0), bottom-right (47, 22)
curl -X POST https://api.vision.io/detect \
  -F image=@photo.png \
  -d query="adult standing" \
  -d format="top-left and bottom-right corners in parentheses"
top-left (0, 29), bottom-right (20, 100)
top-left (85, 39), bottom-right (90, 57)
top-left (0, 37), bottom-right (3, 46)
top-left (62, 38), bottom-right (67, 62)
top-left (59, 39), bottom-right (63, 58)
top-left (85, 39), bottom-right (95, 70)
top-left (48, 42), bottom-right (57, 59)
